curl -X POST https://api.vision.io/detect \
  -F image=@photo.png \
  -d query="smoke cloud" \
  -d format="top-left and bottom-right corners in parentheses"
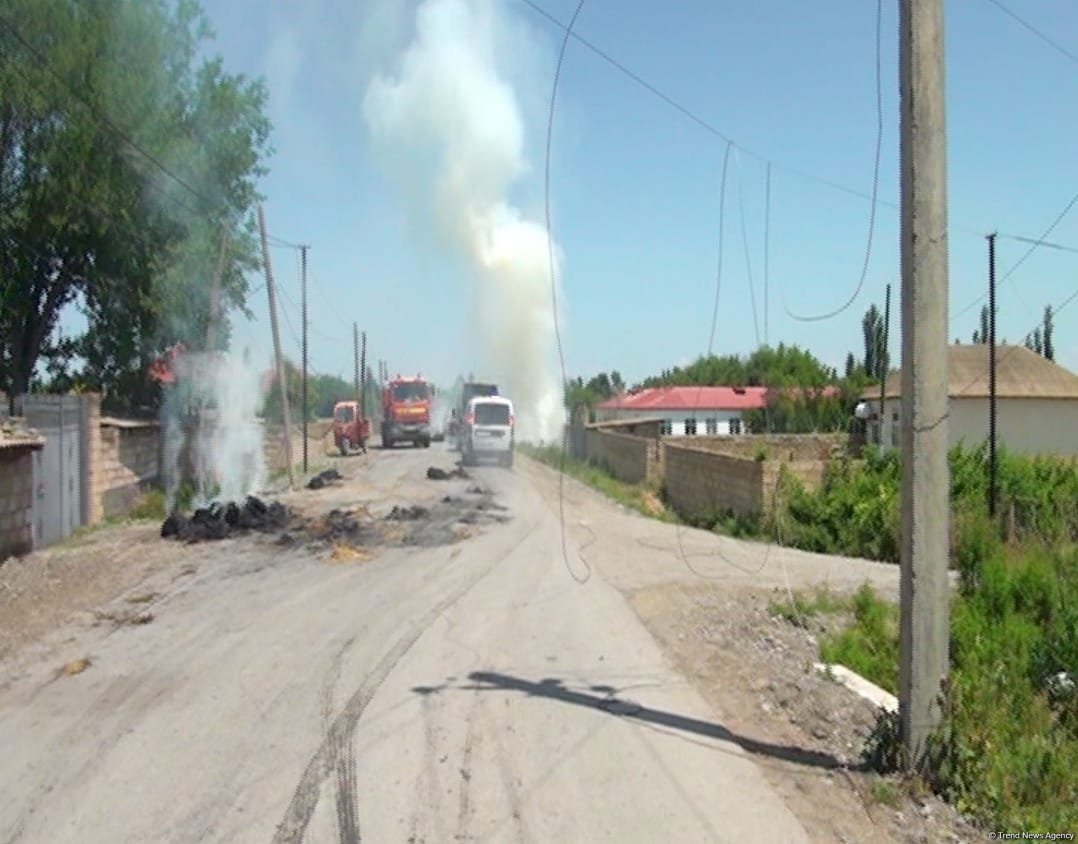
top-left (362, 0), bottom-right (565, 443)
top-left (161, 350), bottom-right (266, 509)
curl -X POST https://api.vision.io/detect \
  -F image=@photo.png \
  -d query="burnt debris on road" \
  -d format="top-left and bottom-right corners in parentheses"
top-left (160, 496), bottom-right (291, 542)
top-left (426, 466), bottom-right (469, 481)
top-left (306, 468), bottom-right (343, 490)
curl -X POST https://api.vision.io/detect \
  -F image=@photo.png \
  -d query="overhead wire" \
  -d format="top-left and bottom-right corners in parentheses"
top-left (734, 149), bottom-right (762, 349)
top-left (546, 0), bottom-right (592, 585)
top-left (951, 189), bottom-right (1078, 323)
top-left (981, 0), bottom-right (1078, 68)
top-left (952, 285), bottom-right (1078, 400)
top-left (780, 0), bottom-right (884, 323)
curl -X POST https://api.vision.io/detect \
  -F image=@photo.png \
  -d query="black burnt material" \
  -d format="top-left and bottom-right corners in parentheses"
top-left (161, 495), bottom-right (291, 542)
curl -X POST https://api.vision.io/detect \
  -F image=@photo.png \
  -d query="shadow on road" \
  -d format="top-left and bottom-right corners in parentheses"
top-left (413, 671), bottom-right (861, 773)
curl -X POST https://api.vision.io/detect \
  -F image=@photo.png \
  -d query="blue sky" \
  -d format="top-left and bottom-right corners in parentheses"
top-left (193, 0), bottom-right (1078, 394)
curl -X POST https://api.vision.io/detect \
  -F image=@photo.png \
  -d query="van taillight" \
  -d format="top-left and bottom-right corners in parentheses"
top-left (509, 414), bottom-right (515, 427)
top-left (466, 413), bottom-right (475, 425)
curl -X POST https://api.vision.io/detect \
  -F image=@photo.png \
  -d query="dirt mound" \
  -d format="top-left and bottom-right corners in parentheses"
top-left (161, 496), bottom-right (291, 542)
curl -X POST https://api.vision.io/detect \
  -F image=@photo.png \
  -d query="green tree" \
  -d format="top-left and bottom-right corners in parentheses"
top-left (0, 0), bottom-right (271, 412)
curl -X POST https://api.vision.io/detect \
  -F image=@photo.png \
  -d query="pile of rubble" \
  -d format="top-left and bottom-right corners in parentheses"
top-left (160, 495), bottom-right (291, 542)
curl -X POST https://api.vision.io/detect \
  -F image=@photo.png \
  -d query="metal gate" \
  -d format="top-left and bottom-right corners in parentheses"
top-left (21, 395), bottom-right (88, 548)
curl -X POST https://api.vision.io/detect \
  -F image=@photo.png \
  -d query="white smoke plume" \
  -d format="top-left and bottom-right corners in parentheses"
top-left (362, 0), bottom-right (565, 443)
top-left (161, 350), bottom-right (266, 509)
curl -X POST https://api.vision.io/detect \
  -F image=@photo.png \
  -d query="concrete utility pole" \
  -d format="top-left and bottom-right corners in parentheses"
top-left (360, 330), bottom-right (368, 420)
top-left (300, 244), bottom-right (309, 475)
top-left (879, 281), bottom-right (891, 453)
top-left (258, 205), bottom-right (295, 490)
top-left (899, 0), bottom-right (951, 770)
top-left (987, 233), bottom-right (998, 518)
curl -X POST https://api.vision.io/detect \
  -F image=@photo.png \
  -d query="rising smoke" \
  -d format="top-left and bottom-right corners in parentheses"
top-left (161, 350), bottom-right (267, 510)
top-left (362, 0), bottom-right (565, 443)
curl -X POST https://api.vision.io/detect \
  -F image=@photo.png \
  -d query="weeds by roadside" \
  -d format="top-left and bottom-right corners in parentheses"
top-left (773, 546), bottom-right (1078, 833)
top-left (519, 443), bottom-right (674, 522)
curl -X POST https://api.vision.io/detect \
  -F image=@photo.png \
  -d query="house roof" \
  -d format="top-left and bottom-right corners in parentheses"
top-left (598, 386), bottom-right (770, 412)
top-left (867, 344), bottom-right (1078, 400)
top-left (0, 418), bottom-right (45, 451)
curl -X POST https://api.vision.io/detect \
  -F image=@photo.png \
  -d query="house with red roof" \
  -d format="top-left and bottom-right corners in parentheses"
top-left (595, 386), bottom-right (770, 436)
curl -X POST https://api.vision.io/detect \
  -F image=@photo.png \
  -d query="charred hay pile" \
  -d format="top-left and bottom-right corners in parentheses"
top-left (160, 495), bottom-right (291, 542)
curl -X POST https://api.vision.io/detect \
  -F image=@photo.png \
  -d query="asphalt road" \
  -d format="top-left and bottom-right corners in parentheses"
top-left (0, 442), bottom-right (893, 843)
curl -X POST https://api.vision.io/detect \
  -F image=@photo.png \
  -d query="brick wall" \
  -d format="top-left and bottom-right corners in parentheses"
top-left (95, 419), bottom-right (161, 519)
top-left (584, 425), bottom-right (663, 485)
top-left (0, 448), bottom-right (37, 559)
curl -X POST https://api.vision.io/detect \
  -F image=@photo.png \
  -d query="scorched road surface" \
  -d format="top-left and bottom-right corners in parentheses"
top-left (0, 445), bottom-right (816, 844)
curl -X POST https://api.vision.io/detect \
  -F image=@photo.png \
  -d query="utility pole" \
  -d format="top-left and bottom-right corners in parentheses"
top-left (258, 205), bottom-right (295, 490)
top-left (300, 244), bottom-right (309, 475)
top-left (987, 233), bottom-right (998, 519)
top-left (899, 0), bottom-right (950, 771)
top-left (353, 324), bottom-right (361, 399)
top-left (360, 330), bottom-right (368, 420)
top-left (879, 282), bottom-right (891, 453)
top-left (764, 161), bottom-right (771, 348)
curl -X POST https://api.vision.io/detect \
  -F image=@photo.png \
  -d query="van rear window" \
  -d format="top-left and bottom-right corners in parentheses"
top-left (474, 403), bottom-right (510, 425)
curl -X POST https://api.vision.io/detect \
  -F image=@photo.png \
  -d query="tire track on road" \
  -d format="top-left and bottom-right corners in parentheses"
top-left (454, 689), bottom-right (481, 842)
top-left (271, 514), bottom-right (544, 844)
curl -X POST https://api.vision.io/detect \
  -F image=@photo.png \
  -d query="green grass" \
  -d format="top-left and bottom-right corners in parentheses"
top-left (519, 442), bottom-right (674, 522)
top-left (772, 546), bottom-right (1078, 833)
top-left (128, 488), bottom-right (167, 521)
top-left (768, 584), bottom-right (852, 628)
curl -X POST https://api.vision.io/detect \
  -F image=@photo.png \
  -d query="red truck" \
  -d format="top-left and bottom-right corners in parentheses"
top-left (332, 400), bottom-right (371, 455)
top-left (381, 374), bottom-right (434, 448)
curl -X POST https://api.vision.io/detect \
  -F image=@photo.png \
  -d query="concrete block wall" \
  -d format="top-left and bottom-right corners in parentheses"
top-left (0, 450), bottom-right (36, 559)
top-left (96, 421), bottom-right (161, 519)
top-left (662, 444), bottom-right (766, 520)
top-left (682, 433), bottom-right (846, 461)
top-left (584, 426), bottom-right (663, 486)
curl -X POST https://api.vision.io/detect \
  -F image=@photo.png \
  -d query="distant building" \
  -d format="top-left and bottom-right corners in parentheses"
top-left (595, 386), bottom-right (769, 436)
top-left (857, 344), bottom-right (1078, 456)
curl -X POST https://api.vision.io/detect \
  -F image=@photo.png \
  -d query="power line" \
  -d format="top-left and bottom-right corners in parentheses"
top-left (952, 286), bottom-right (1078, 399)
top-left (517, 0), bottom-right (898, 215)
top-left (951, 188), bottom-right (1078, 323)
top-left (997, 233), bottom-right (1078, 255)
top-left (782, 0), bottom-right (884, 323)
top-left (982, 0), bottom-right (1078, 68)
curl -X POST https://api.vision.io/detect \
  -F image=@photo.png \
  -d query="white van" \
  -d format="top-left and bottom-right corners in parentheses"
top-left (461, 395), bottom-right (514, 468)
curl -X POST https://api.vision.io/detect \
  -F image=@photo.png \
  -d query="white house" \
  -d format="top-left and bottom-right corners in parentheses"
top-left (595, 386), bottom-right (770, 436)
top-left (858, 344), bottom-right (1078, 456)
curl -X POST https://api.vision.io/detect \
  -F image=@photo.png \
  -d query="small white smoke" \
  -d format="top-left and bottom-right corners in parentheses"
top-left (161, 350), bottom-right (266, 509)
top-left (362, 0), bottom-right (565, 442)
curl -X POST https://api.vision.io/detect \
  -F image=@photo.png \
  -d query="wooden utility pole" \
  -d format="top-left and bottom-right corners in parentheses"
top-left (899, 0), bottom-right (951, 770)
top-left (258, 205), bottom-right (295, 490)
top-left (300, 244), bottom-right (309, 475)
top-left (879, 282), bottom-right (891, 452)
top-left (987, 233), bottom-right (998, 518)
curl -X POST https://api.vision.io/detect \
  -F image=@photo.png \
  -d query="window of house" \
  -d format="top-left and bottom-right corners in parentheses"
top-left (684, 417), bottom-right (697, 436)
top-left (705, 417), bottom-right (718, 435)
top-left (729, 418), bottom-right (742, 435)
top-left (660, 419), bottom-right (672, 436)
top-left (891, 412), bottom-right (900, 447)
